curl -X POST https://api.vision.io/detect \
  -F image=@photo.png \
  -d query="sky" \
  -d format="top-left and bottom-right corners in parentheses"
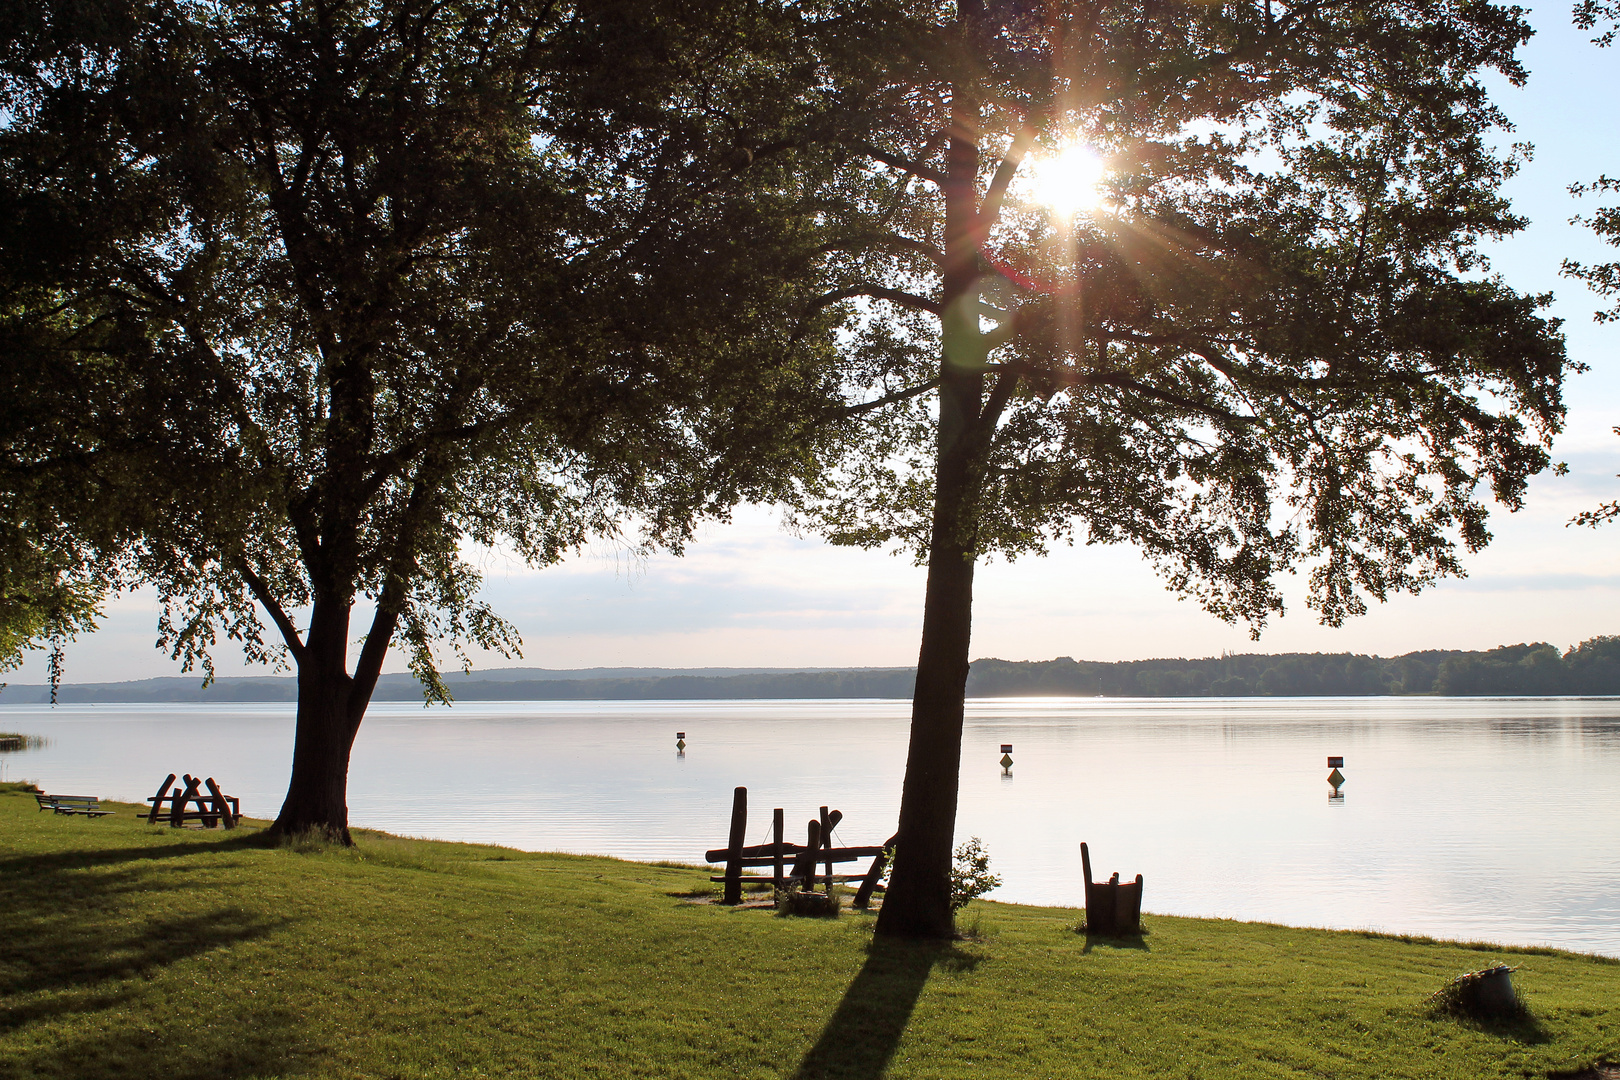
top-left (12, 8), bottom-right (1620, 685)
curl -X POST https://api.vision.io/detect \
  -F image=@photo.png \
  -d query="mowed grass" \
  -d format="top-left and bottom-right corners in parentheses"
top-left (1, 783), bottom-right (1616, 1080)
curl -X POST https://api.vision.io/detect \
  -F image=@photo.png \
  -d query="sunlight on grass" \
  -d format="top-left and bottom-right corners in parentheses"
top-left (1, 782), bottom-right (1615, 1079)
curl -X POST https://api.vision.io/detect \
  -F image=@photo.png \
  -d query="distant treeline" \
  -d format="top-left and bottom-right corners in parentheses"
top-left (5, 638), bottom-right (1620, 702)
top-left (967, 637), bottom-right (1620, 697)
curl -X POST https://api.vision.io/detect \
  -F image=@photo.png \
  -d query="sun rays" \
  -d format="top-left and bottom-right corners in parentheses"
top-left (1021, 142), bottom-right (1112, 217)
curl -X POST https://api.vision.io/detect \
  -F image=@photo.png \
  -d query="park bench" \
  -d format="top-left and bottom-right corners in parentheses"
top-left (35, 793), bottom-right (114, 817)
top-left (144, 773), bottom-right (241, 828)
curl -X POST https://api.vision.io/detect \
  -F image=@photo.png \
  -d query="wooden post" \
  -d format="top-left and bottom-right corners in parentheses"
top-left (820, 806), bottom-right (833, 894)
top-left (171, 775), bottom-right (201, 827)
top-left (205, 777), bottom-right (233, 829)
top-left (772, 808), bottom-right (785, 891)
top-left (198, 777), bottom-right (219, 827)
top-left (854, 833), bottom-right (898, 910)
top-left (146, 773), bottom-right (176, 825)
top-left (789, 818), bottom-right (821, 884)
top-left (723, 786), bottom-right (748, 905)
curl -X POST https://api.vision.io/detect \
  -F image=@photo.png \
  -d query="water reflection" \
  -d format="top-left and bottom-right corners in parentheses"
top-left (5, 695), bottom-right (1619, 955)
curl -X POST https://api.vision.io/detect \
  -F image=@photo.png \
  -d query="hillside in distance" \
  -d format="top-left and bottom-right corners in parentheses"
top-left (5, 637), bottom-right (1619, 703)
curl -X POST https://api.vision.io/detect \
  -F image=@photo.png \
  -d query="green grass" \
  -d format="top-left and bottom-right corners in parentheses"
top-left (1, 782), bottom-right (1615, 1080)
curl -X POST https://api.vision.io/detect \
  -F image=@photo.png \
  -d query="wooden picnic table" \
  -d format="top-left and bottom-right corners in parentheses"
top-left (144, 773), bottom-right (241, 828)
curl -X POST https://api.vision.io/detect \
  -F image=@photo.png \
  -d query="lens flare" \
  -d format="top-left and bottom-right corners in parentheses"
top-left (1023, 143), bottom-right (1111, 216)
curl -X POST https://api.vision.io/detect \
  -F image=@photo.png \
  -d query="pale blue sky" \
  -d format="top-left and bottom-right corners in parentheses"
top-left (13, 8), bottom-right (1620, 685)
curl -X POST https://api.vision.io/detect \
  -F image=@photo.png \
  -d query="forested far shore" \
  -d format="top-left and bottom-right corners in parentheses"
top-left (4, 637), bottom-right (1619, 703)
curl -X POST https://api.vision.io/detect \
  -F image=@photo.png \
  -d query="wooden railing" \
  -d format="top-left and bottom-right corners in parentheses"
top-left (705, 786), bottom-right (894, 908)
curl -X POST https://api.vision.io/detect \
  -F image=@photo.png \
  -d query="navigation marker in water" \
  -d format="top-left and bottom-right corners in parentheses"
top-left (676, 731), bottom-right (686, 752)
top-left (1327, 756), bottom-right (1345, 794)
top-left (1000, 744), bottom-right (1014, 772)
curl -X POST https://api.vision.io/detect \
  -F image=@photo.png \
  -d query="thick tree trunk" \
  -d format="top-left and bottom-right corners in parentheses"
top-left (268, 665), bottom-right (363, 842)
top-left (874, 481), bottom-right (978, 937)
top-left (267, 593), bottom-right (370, 843)
top-left (875, 74), bottom-right (987, 939)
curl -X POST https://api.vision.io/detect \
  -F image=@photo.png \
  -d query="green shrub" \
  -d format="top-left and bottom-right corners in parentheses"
top-left (950, 836), bottom-right (1002, 913)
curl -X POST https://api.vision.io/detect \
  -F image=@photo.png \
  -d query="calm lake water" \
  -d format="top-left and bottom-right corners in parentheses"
top-left (4, 696), bottom-right (1618, 956)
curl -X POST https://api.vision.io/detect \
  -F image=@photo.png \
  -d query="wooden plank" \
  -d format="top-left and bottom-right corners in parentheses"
top-left (706, 841), bottom-right (805, 862)
top-left (704, 844), bottom-right (884, 864)
top-left (146, 773), bottom-right (177, 825)
top-left (718, 850), bottom-right (881, 869)
top-left (711, 873), bottom-right (877, 885)
top-left (723, 786), bottom-right (747, 905)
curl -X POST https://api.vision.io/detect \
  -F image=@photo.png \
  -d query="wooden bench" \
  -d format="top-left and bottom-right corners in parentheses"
top-left (35, 793), bottom-right (114, 817)
top-left (144, 773), bottom-right (241, 828)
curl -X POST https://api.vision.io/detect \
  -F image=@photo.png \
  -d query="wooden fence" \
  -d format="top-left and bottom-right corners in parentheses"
top-left (705, 786), bottom-right (895, 908)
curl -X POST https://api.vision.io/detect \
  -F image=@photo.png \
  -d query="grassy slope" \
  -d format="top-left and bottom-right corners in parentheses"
top-left (1, 784), bottom-right (1615, 1080)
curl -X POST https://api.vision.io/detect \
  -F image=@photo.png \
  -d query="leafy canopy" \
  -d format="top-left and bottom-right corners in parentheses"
top-left (0, 0), bottom-right (849, 697)
top-left (796, 0), bottom-right (1570, 631)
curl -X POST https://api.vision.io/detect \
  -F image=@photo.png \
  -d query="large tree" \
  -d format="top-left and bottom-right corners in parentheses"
top-left (0, 0), bottom-right (847, 839)
top-left (795, 0), bottom-right (1571, 937)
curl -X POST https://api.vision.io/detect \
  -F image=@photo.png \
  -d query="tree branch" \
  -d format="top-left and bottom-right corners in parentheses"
top-left (237, 559), bottom-right (307, 663)
top-left (831, 378), bottom-right (941, 420)
top-left (977, 124), bottom-right (1037, 235)
top-left (820, 233), bottom-right (946, 266)
top-left (1031, 364), bottom-right (1259, 427)
top-left (802, 285), bottom-right (942, 318)
top-left (853, 141), bottom-right (946, 186)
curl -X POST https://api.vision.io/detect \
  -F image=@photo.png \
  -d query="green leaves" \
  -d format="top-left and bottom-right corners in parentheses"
top-left (0, 0), bottom-right (852, 698)
top-left (796, 0), bottom-right (1570, 633)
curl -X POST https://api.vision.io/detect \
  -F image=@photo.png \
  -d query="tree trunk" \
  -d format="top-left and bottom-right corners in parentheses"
top-left (874, 487), bottom-right (978, 937)
top-left (875, 74), bottom-right (986, 939)
top-left (267, 593), bottom-right (366, 843)
top-left (268, 665), bottom-right (363, 842)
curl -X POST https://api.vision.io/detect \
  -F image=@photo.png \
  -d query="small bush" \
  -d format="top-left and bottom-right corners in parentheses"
top-left (950, 837), bottom-right (1002, 913)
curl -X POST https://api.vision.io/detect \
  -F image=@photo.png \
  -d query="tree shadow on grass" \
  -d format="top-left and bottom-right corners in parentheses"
top-left (1079, 930), bottom-right (1150, 954)
top-left (0, 831), bottom-right (270, 877)
top-left (0, 832), bottom-right (308, 1079)
top-left (792, 938), bottom-right (982, 1080)
top-left (1430, 1006), bottom-right (1553, 1046)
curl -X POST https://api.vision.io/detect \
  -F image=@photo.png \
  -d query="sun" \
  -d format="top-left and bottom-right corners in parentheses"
top-left (1022, 142), bottom-right (1111, 216)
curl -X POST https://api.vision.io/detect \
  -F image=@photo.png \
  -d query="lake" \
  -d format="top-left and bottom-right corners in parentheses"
top-left (4, 696), bottom-right (1618, 956)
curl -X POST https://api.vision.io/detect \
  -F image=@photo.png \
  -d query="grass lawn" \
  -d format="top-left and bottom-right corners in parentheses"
top-left (2, 782), bottom-right (1616, 1080)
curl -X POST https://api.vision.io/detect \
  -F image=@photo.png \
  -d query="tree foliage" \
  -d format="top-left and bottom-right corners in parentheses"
top-left (795, 0), bottom-right (1572, 937)
top-left (1563, 1), bottom-right (1620, 528)
top-left (0, 0), bottom-right (850, 837)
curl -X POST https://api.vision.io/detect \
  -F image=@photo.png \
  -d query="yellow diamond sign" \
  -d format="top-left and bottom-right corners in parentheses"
top-left (1327, 767), bottom-right (1345, 788)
